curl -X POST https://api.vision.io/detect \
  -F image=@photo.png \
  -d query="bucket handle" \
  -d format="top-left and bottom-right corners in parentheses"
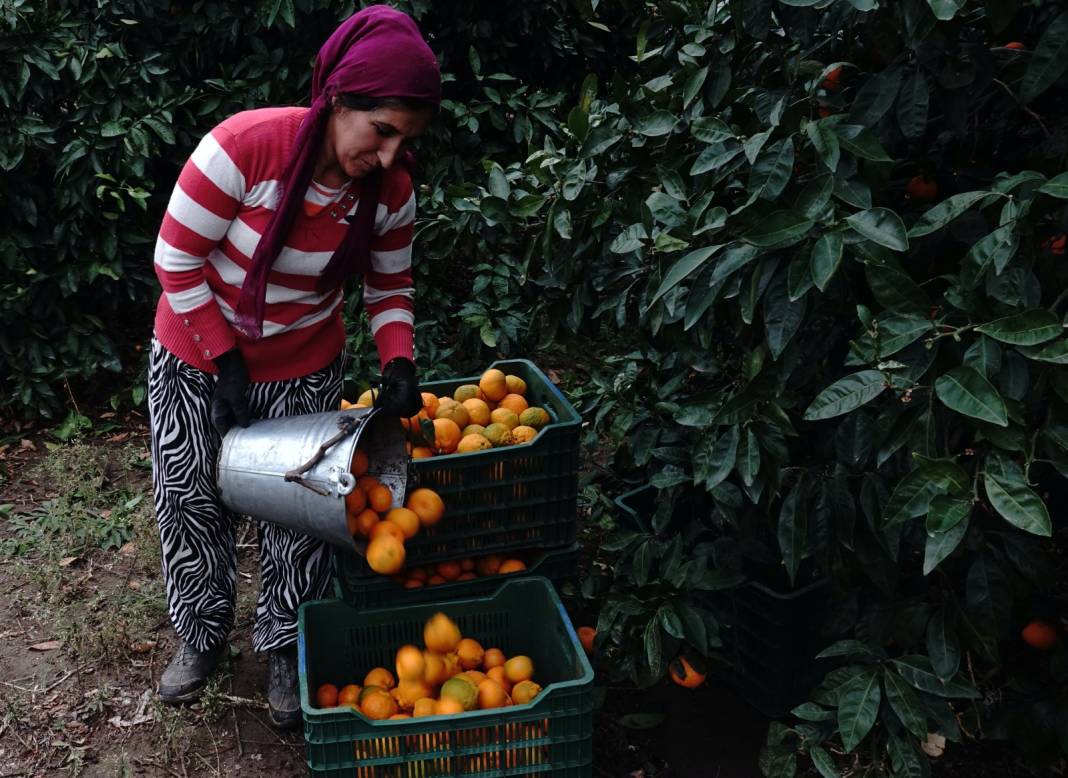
top-left (283, 414), bottom-right (362, 497)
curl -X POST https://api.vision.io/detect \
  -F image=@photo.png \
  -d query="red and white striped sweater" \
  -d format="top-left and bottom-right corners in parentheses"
top-left (153, 106), bottom-right (415, 381)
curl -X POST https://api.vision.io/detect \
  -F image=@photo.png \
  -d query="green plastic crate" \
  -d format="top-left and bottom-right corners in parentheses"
top-left (333, 543), bottom-right (580, 610)
top-left (345, 359), bottom-right (581, 575)
top-left (615, 485), bottom-right (830, 718)
top-left (298, 577), bottom-right (594, 777)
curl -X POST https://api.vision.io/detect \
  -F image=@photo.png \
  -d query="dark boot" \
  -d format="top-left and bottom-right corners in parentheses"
top-left (157, 641), bottom-right (225, 704)
top-left (268, 645), bottom-right (302, 730)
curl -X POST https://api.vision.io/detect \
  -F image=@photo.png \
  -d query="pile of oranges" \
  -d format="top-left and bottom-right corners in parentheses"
top-left (390, 553), bottom-right (528, 589)
top-left (341, 368), bottom-right (552, 456)
top-left (344, 447), bottom-right (445, 576)
top-left (314, 612), bottom-right (543, 720)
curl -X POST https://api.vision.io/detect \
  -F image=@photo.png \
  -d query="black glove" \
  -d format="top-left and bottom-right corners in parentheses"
top-left (376, 357), bottom-right (422, 417)
top-left (211, 348), bottom-right (251, 436)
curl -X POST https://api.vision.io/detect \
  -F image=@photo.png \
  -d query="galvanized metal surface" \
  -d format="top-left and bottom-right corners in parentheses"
top-left (217, 408), bottom-right (406, 550)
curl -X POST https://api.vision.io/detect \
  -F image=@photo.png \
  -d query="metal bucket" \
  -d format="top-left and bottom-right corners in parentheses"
top-left (217, 408), bottom-right (406, 550)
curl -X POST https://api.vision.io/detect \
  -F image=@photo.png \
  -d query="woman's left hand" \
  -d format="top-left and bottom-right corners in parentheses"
top-left (376, 357), bottom-right (422, 417)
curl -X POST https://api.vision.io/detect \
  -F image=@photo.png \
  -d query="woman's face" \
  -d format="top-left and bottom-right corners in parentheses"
top-left (323, 102), bottom-right (432, 180)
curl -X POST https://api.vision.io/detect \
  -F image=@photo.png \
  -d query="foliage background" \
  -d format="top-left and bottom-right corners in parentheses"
top-left (5, 0), bottom-right (1068, 774)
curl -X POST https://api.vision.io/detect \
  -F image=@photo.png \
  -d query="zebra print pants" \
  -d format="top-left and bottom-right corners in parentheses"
top-left (147, 338), bottom-right (344, 653)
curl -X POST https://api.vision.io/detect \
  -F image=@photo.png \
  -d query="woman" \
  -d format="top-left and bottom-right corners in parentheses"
top-left (147, 6), bottom-right (439, 729)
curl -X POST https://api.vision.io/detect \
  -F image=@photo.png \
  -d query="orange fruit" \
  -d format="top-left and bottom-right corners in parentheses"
top-left (400, 409), bottom-right (429, 432)
top-left (389, 713), bottom-right (411, 720)
top-left (366, 534), bottom-right (406, 575)
top-left (498, 393), bottom-right (528, 415)
top-left (479, 369), bottom-right (508, 401)
top-left (577, 626), bottom-right (596, 656)
top-left (458, 571), bottom-right (477, 581)
top-left (486, 666), bottom-right (512, 693)
top-left (489, 407), bottom-right (519, 430)
top-left (476, 555), bottom-right (504, 576)
top-left (442, 652), bottom-right (461, 678)
top-left (435, 401), bottom-right (470, 429)
top-left (505, 375), bottom-right (526, 395)
top-left (511, 680), bottom-right (542, 705)
top-left (483, 648), bottom-right (506, 670)
top-left (481, 423), bottom-right (513, 446)
top-left (396, 644), bottom-right (426, 682)
top-left (316, 683), bottom-right (339, 708)
top-left (370, 520), bottom-right (406, 544)
top-left (394, 680), bottom-right (432, 711)
top-left (1043, 233), bottom-right (1067, 255)
top-left (340, 398), bottom-right (354, 410)
top-left (367, 484), bottom-right (394, 513)
top-left (408, 567), bottom-right (428, 583)
top-left (357, 389), bottom-right (376, 407)
top-left (498, 559), bottom-right (526, 574)
top-left (437, 560), bottom-right (462, 581)
top-left (427, 574), bottom-right (447, 585)
top-left (421, 392), bottom-right (440, 417)
top-left (350, 448), bottom-right (369, 476)
top-left (364, 667), bottom-right (396, 690)
top-left (406, 488), bottom-right (445, 527)
top-left (440, 676), bottom-right (479, 711)
top-left (477, 678), bottom-right (509, 709)
top-left (511, 425), bottom-right (537, 444)
top-left (424, 612), bottom-right (462, 654)
top-left (338, 684), bottom-right (361, 708)
top-left (669, 656), bottom-right (707, 689)
top-left (434, 697), bottom-right (465, 715)
top-left (423, 651), bottom-right (449, 686)
top-left (411, 446), bottom-right (434, 459)
top-left (432, 418), bottom-right (462, 454)
top-left (504, 656), bottom-right (534, 684)
top-left (459, 558), bottom-right (475, 572)
top-left (403, 578), bottom-right (423, 589)
top-left (1004, 41), bottom-right (1025, 50)
top-left (356, 475), bottom-right (382, 494)
top-left (360, 688), bottom-right (398, 720)
top-left (461, 398), bottom-right (492, 426)
top-left (351, 508), bottom-right (380, 537)
top-left (457, 433), bottom-right (492, 453)
top-left (385, 508), bottom-right (421, 539)
top-left (457, 638), bottom-right (485, 670)
top-left (461, 424), bottom-right (486, 438)
top-left (1022, 620), bottom-right (1058, 650)
top-left (821, 65), bottom-right (842, 90)
top-left (461, 669), bottom-right (486, 685)
top-left (358, 685), bottom-right (385, 704)
top-left (519, 407), bottom-right (550, 429)
top-left (453, 384), bottom-right (481, 403)
top-left (906, 175), bottom-right (938, 203)
top-left (345, 487), bottom-right (367, 516)
top-left (413, 698), bottom-right (437, 717)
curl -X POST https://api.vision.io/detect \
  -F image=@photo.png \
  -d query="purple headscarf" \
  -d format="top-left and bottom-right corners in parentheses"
top-left (233, 5), bottom-right (441, 339)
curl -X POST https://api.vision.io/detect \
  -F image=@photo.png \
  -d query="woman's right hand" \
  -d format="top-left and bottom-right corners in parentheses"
top-left (211, 348), bottom-right (251, 436)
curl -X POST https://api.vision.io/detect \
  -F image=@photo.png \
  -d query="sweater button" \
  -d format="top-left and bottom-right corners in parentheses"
top-left (330, 209), bottom-right (338, 218)
top-left (183, 319), bottom-right (190, 327)
top-left (192, 334), bottom-right (201, 343)
top-left (204, 349), bottom-right (212, 358)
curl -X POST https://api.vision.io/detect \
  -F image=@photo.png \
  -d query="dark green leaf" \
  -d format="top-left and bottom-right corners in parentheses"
top-left (924, 516), bottom-right (969, 575)
top-left (926, 496), bottom-right (971, 533)
top-left (984, 457), bottom-right (1052, 536)
top-left (804, 371), bottom-right (887, 421)
top-left (643, 617), bottom-right (663, 676)
top-left (805, 120), bottom-right (840, 172)
top-left (764, 272), bottom-right (807, 359)
top-left (744, 211), bottom-right (814, 247)
top-left (834, 124), bottom-right (893, 162)
top-left (846, 208), bottom-right (909, 252)
top-left (889, 656), bottom-right (980, 698)
top-left (935, 366), bottom-right (1008, 426)
top-left (927, 0), bottom-right (964, 20)
top-left (1020, 9), bottom-right (1068, 103)
top-left (811, 232), bottom-right (844, 291)
top-left (619, 712), bottom-right (667, 729)
top-left (976, 310), bottom-right (1062, 346)
top-left (778, 480), bottom-right (807, 586)
top-left (646, 192), bottom-right (689, 227)
top-left (896, 70), bottom-right (929, 139)
top-left (961, 225), bottom-right (1018, 287)
top-left (749, 139), bottom-right (795, 201)
top-left (635, 111), bottom-right (677, 136)
top-left (884, 669), bottom-right (928, 738)
top-left (809, 745), bottom-right (839, 778)
top-left (649, 245), bottom-right (722, 307)
top-left (737, 427), bottom-right (761, 486)
top-left (927, 606), bottom-right (961, 681)
top-left (877, 314), bottom-right (932, 357)
top-left (691, 116), bottom-right (734, 143)
top-left (1037, 172), bottom-right (1068, 199)
top-left (837, 669), bottom-right (881, 752)
top-left (848, 67), bottom-right (902, 127)
top-left (695, 426), bottom-right (740, 490)
top-left (908, 191), bottom-right (989, 237)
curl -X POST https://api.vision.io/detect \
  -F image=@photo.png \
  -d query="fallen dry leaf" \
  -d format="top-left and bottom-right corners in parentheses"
top-left (127, 580), bottom-right (141, 591)
top-left (99, 509), bottom-right (112, 519)
top-left (921, 732), bottom-right (946, 758)
top-left (119, 541), bottom-right (137, 556)
top-left (128, 639), bottom-right (157, 654)
top-left (29, 640), bottom-right (63, 651)
top-left (106, 432), bottom-right (131, 443)
top-left (20, 439), bottom-right (35, 451)
top-left (58, 557), bottom-right (79, 567)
